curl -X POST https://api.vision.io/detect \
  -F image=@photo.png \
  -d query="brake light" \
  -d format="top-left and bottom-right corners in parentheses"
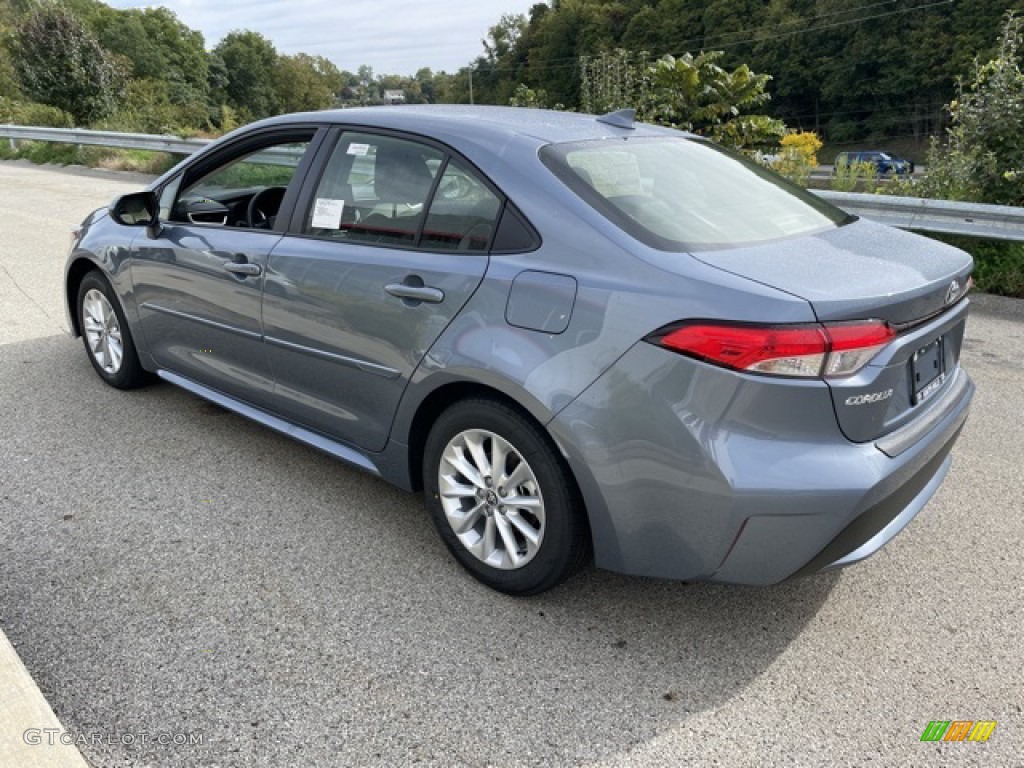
top-left (652, 320), bottom-right (895, 378)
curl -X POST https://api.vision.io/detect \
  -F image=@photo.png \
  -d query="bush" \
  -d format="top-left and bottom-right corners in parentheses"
top-left (0, 96), bottom-right (73, 127)
top-left (928, 236), bottom-right (1024, 298)
top-left (830, 160), bottom-right (878, 193)
top-left (920, 13), bottom-right (1024, 206)
top-left (12, 5), bottom-right (125, 125)
top-left (96, 78), bottom-right (208, 136)
top-left (773, 131), bottom-right (822, 186)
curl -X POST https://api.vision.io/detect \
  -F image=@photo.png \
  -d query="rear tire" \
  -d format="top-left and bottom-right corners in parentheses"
top-left (423, 397), bottom-right (589, 596)
top-left (76, 271), bottom-right (149, 390)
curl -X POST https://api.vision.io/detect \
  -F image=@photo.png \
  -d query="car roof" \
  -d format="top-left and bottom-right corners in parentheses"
top-left (247, 104), bottom-right (685, 147)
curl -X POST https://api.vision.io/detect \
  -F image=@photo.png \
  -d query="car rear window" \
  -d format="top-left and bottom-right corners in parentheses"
top-left (540, 137), bottom-right (850, 251)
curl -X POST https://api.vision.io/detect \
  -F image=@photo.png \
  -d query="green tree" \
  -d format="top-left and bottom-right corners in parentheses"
top-left (214, 30), bottom-right (278, 120)
top-left (508, 83), bottom-right (562, 109)
top-left (12, 4), bottom-right (124, 124)
top-left (581, 48), bottom-right (785, 150)
top-left (527, 0), bottom-right (594, 107)
top-left (86, 7), bottom-right (162, 80)
top-left (274, 53), bottom-right (342, 113)
top-left (101, 77), bottom-right (187, 134)
top-left (642, 51), bottom-right (785, 148)
top-left (470, 13), bottom-right (530, 106)
top-left (137, 8), bottom-right (208, 107)
top-left (414, 67), bottom-right (436, 103)
top-left (460, 0), bottom-right (1022, 144)
top-left (0, 16), bottom-right (21, 99)
top-left (580, 48), bottom-right (651, 114)
top-left (921, 13), bottom-right (1024, 206)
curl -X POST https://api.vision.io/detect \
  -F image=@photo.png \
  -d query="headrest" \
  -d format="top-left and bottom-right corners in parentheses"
top-left (373, 145), bottom-right (435, 203)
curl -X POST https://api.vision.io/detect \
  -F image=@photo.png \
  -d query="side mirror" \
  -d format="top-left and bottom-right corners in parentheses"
top-left (110, 191), bottom-right (158, 228)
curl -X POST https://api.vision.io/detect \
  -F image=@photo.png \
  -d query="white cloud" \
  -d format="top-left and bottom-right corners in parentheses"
top-left (105, 0), bottom-right (543, 75)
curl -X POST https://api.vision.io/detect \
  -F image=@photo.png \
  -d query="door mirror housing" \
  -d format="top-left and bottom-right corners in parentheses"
top-left (110, 191), bottom-right (158, 228)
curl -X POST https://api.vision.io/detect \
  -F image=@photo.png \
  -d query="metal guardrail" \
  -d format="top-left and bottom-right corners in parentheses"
top-left (0, 124), bottom-right (209, 154)
top-left (0, 124), bottom-right (307, 166)
top-left (2, 124), bottom-right (1023, 242)
top-left (815, 191), bottom-right (1024, 243)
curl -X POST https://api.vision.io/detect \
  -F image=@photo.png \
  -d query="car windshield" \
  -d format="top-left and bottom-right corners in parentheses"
top-left (541, 137), bottom-right (849, 251)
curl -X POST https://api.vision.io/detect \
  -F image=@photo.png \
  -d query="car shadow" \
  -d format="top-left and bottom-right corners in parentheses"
top-left (1, 335), bottom-right (839, 767)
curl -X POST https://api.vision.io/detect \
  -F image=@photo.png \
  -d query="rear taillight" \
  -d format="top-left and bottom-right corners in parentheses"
top-left (821, 321), bottom-right (895, 376)
top-left (651, 320), bottom-right (895, 379)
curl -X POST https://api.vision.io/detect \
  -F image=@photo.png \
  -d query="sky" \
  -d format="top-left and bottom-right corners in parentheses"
top-left (106, 0), bottom-right (543, 76)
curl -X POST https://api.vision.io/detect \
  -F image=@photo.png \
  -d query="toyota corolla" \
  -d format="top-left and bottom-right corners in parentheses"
top-left (65, 106), bottom-right (974, 595)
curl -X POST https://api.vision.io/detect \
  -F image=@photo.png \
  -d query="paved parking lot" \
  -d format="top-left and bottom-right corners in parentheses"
top-left (1, 161), bottom-right (1021, 767)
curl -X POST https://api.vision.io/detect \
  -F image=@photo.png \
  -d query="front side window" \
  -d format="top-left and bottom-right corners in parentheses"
top-left (168, 137), bottom-right (312, 229)
top-left (541, 137), bottom-right (849, 251)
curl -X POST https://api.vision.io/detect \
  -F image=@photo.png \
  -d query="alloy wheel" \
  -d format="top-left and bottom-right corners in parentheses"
top-left (438, 429), bottom-right (546, 570)
top-left (82, 288), bottom-right (124, 375)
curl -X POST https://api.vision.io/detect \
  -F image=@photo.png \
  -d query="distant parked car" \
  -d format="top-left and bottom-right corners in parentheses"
top-left (65, 106), bottom-right (973, 595)
top-left (834, 150), bottom-right (913, 177)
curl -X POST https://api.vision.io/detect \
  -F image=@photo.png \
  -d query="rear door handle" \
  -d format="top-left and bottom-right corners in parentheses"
top-left (222, 261), bottom-right (262, 277)
top-left (385, 282), bottom-right (444, 304)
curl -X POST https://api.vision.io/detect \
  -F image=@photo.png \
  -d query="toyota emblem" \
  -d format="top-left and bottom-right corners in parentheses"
top-left (945, 279), bottom-right (960, 305)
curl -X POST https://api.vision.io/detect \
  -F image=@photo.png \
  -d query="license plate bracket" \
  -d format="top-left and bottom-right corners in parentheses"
top-left (912, 337), bottom-right (945, 405)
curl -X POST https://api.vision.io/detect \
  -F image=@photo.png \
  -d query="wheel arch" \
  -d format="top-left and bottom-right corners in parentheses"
top-left (66, 257), bottom-right (144, 364)
top-left (65, 256), bottom-right (103, 337)
top-left (403, 381), bottom-right (545, 491)
top-left (399, 379), bottom-right (588, 547)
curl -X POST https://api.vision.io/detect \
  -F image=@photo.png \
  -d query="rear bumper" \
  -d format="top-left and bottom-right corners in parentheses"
top-left (549, 343), bottom-right (973, 585)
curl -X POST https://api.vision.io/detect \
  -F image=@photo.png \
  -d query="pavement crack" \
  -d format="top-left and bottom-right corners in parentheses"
top-left (0, 257), bottom-right (61, 330)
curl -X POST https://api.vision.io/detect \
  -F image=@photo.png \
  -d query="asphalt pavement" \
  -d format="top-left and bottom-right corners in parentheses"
top-left (0, 160), bottom-right (1021, 767)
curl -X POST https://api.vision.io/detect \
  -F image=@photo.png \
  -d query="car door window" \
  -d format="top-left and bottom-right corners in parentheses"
top-left (168, 137), bottom-right (313, 230)
top-left (305, 133), bottom-right (444, 247)
top-left (421, 159), bottom-right (501, 252)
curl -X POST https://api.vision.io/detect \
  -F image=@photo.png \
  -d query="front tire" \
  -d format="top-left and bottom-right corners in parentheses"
top-left (76, 271), bottom-right (149, 390)
top-left (423, 397), bottom-right (589, 596)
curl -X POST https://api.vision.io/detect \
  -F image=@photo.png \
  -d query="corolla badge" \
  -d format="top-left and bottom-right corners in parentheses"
top-left (945, 279), bottom-right (961, 305)
top-left (845, 389), bottom-right (894, 406)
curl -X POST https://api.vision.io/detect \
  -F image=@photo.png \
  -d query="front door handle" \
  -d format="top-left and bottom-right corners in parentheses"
top-left (385, 281), bottom-right (444, 304)
top-left (222, 261), bottom-right (262, 277)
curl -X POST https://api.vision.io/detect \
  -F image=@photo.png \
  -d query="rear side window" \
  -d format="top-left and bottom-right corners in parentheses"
top-left (306, 133), bottom-right (501, 252)
top-left (541, 137), bottom-right (848, 251)
top-left (307, 132), bottom-right (443, 247)
top-left (421, 159), bottom-right (501, 252)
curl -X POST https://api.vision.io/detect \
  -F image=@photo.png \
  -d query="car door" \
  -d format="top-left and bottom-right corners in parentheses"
top-left (131, 127), bottom-right (324, 407)
top-left (262, 130), bottom-right (502, 452)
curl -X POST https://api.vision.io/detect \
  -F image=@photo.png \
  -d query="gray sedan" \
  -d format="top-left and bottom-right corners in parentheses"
top-left (65, 106), bottom-right (974, 595)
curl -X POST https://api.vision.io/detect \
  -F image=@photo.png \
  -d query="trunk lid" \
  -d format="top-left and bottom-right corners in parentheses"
top-left (691, 218), bottom-right (974, 443)
top-left (690, 218), bottom-right (972, 326)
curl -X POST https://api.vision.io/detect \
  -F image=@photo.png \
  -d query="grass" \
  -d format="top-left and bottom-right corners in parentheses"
top-left (0, 140), bottom-right (177, 175)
